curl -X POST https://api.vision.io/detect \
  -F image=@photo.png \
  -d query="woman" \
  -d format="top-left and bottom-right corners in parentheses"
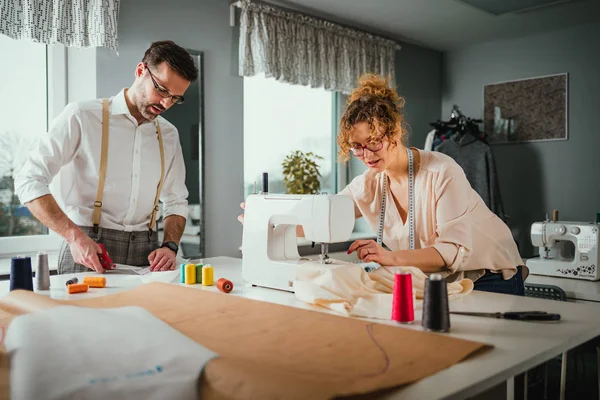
top-left (338, 74), bottom-right (525, 295)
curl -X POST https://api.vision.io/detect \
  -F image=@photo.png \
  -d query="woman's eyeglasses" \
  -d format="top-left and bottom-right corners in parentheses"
top-left (145, 63), bottom-right (185, 104)
top-left (350, 140), bottom-right (383, 157)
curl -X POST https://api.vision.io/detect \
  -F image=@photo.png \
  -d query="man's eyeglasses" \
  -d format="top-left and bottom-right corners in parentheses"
top-left (350, 140), bottom-right (383, 157)
top-left (144, 63), bottom-right (185, 104)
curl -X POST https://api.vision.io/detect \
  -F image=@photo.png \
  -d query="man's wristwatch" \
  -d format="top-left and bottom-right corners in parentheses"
top-left (161, 241), bottom-right (179, 254)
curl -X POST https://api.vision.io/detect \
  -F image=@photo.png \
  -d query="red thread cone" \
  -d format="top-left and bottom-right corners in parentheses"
top-left (392, 273), bottom-right (414, 323)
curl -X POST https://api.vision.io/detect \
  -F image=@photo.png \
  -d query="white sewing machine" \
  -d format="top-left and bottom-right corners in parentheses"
top-left (526, 220), bottom-right (600, 281)
top-left (241, 193), bottom-right (355, 292)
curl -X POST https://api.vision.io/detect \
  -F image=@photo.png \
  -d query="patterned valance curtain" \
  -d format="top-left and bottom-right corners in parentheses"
top-left (238, 0), bottom-right (397, 94)
top-left (0, 0), bottom-right (120, 53)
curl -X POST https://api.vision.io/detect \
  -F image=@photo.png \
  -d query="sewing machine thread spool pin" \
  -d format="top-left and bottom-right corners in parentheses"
top-left (261, 172), bottom-right (268, 194)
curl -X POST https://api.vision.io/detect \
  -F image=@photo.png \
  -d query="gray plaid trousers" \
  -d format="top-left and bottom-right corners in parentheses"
top-left (58, 226), bottom-right (158, 274)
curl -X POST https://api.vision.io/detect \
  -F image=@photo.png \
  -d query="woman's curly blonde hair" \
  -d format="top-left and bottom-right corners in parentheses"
top-left (337, 74), bottom-right (409, 163)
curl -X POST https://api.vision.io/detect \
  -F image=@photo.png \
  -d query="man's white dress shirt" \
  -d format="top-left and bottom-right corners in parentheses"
top-left (15, 89), bottom-right (189, 232)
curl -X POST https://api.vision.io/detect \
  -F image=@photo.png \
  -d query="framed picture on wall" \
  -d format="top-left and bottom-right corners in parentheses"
top-left (483, 73), bottom-right (568, 144)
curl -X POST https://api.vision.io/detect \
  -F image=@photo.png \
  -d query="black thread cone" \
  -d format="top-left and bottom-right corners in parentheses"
top-left (10, 256), bottom-right (34, 292)
top-left (422, 276), bottom-right (450, 332)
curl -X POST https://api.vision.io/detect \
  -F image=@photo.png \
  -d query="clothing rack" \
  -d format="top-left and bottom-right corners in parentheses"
top-left (430, 105), bottom-right (485, 142)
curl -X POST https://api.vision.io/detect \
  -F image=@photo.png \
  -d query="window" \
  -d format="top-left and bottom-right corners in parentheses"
top-left (0, 37), bottom-right (65, 255)
top-left (243, 74), bottom-right (336, 197)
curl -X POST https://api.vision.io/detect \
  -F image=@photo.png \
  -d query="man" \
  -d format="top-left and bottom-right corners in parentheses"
top-left (15, 40), bottom-right (197, 274)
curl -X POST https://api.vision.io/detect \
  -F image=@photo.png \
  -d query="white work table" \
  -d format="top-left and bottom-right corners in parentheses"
top-left (2, 256), bottom-right (600, 400)
top-left (526, 273), bottom-right (600, 303)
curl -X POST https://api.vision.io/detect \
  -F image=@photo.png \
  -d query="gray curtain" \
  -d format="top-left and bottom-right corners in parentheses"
top-left (238, 0), bottom-right (396, 94)
top-left (0, 0), bottom-right (120, 53)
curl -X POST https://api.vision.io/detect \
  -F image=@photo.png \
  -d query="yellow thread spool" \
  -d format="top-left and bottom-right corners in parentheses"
top-left (83, 276), bottom-right (106, 288)
top-left (185, 264), bottom-right (196, 284)
top-left (202, 265), bottom-right (214, 286)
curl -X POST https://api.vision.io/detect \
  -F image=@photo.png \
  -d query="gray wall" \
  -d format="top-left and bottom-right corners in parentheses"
top-left (96, 0), bottom-right (243, 258)
top-left (442, 22), bottom-right (600, 256)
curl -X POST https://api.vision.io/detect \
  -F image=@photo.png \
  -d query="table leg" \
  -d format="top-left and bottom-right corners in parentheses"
top-left (506, 376), bottom-right (514, 400)
top-left (560, 352), bottom-right (567, 400)
top-left (596, 346), bottom-right (600, 399)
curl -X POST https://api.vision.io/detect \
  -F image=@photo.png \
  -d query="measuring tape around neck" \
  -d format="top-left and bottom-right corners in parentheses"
top-left (377, 147), bottom-right (415, 251)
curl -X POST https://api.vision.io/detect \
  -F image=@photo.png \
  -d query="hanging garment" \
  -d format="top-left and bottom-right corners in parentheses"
top-left (435, 133), bottom-right (506, 222)
top-left (424, 129), bottom-right (435, 151)
top-left (293, 262), bottom-right (474, 320)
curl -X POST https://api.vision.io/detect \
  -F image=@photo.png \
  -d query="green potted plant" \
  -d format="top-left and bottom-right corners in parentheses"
top-left (281, 150), bottom-right (323, 194)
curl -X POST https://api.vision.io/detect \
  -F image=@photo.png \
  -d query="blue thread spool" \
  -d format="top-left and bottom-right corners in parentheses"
top-left (10, 256), bottom-right (34, 292)
top-left (180, 263), bottom-right (186, 283)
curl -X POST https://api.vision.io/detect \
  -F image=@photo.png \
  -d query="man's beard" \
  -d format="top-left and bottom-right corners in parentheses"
top-left (135, 90), bottom-right (165, 121)
top-left (138, 101), bottom-right (165, 121)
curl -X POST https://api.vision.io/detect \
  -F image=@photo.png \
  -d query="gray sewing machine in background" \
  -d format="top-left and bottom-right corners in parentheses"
top-left (241, 193), bottom-right (355, 292)
top-left (527, 216), bottom-right (600, 281)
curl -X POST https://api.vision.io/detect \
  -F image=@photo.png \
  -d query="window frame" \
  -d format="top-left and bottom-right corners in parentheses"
top-left (0, 44), bottom-right (66, 256)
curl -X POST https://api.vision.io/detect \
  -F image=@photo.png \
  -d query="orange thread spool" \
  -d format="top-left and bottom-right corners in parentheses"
top-left (216, 278), bottom-right (233, 293)
top-left (67, 283), bottom-right (89, 294)
top-left (83, 276), bottom-right (106, 288)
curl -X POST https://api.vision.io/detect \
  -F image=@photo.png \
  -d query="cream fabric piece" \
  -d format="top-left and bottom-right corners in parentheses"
top-left (293, 261), bottom-right (474, 320)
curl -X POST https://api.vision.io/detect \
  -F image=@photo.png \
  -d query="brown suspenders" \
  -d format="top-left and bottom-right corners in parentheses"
top-left (93, 98), bottom-right (165, 235)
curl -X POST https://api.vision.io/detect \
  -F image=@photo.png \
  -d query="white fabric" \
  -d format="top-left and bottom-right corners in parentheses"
top-left (14, 89), bottom-right (189, 231)
top-left (424, 129), bottom-right (435, 151)
top-left (4, 306), bottom-right (216, 400)
top-left (293, 261), bottom-right (474, 320)
top-left (238, 0), bottom-right (396, 94)
top-left (0, 0), bottom-right (120, 53)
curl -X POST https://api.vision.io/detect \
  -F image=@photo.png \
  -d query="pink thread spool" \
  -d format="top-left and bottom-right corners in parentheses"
top-left (392, 273), bottom-right (414, 323)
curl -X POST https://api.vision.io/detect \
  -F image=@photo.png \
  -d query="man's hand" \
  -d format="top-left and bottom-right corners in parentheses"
top-left (347, 239), bottom-right (397, 266)
top-left (69, 233), bottom-right (104, 273)
top-left (148, 247), bottom-right (176, 271)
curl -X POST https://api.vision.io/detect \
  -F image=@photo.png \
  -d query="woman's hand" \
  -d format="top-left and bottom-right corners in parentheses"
top-left (237, 202), bottom-right (245, 224)
top-left (347, 239), bottom-right (397, 266)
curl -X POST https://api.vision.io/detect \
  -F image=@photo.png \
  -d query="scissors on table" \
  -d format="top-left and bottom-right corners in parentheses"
top-left (450, 311), bottom-right (561, 321)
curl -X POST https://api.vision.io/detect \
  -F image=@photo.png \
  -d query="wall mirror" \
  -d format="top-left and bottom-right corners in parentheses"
top-left (159, 50), bottom-right (205, 259)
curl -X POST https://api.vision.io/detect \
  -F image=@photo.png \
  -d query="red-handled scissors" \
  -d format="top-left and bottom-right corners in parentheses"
top-left (98, 244), bottom-right (115, 270)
